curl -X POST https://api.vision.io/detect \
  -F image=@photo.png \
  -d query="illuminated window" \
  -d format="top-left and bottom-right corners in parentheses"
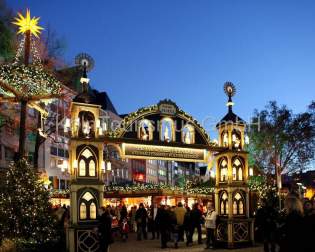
top-left (90, 203), bottom-right (97, 219)
top-left (220, 158), bottom-right (228, 182)
top-left (79, 191), bottom-right (97, 220)
top-left (220, 191), bottom-right (228, 215)
top-left (182, 124), bottom-right (195, 144)
top-left (233, 201), bottom-right (238, 215)
top-left (79, 160), bottom-right (86, 176)
top-left (238, 167), bottom-right (243, 181)
top-left (82, 149), bottom-right (93, 158)
top-left (138, 119), bottom-right (153, 141)
top-left (160, 118), bottom-right (174, 142)
top-left (78, 111), bottom-right (95, 138)
top-left (89, 160), bottom-right (96, 176)
top-left (221, 131), bottom-right (229, 147)
top-left (79, 202), bottom-right (87, 219)
top-left (82, 192), bottom-right (94, 201)
top-left (233, 157), bottom-right (244, 181)
top-left (233, 192), bottom-right (245, 215)
top-left (232, 129), bottom-right (242, 150)
top-left (233, 167), bottom-right (237, 181)
top-left (78, 147), bottom-right (97, 177)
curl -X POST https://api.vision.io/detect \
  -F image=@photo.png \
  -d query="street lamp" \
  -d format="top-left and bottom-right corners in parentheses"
top-left (106, 161), bottom-right (112, 171)
top-left (249, 167), bottom-right (254, 176)
top-left (60, 160), bottom-right (68, 173)
top-left (210, 170), bottom-right (216, 178)
top-left (245, 135), bottom-right (250, 145)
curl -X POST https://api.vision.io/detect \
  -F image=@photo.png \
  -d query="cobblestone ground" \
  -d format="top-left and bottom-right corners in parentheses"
top-left (110, 233), bottom-right (263, 252)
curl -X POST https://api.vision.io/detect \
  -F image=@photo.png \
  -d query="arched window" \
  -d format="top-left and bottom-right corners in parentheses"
top-left (78, 147), bottom-right (97, 177)
top-left (233, 192), bottom-right (245, 215)
top-left (232, 167), bottom-right (237, 181)
top-left (90, 203), bottom-right (97, 220)
top-left (160, 118), bottom-right (175, 142)
top-left (232, 157), bottom-right (244, 181)
top-left (232, 129), bottom-right (242, 150)
top-left (138, 119), bottom-right (153, 141)
top-left (182, 124), bottom-right (195, 144)
top-left (220, 191), bottom-right (228, 215)
top-left (78, 111), bottom-right (95, 138)
top-left (79, 191), bottom-right (97, 221)
top-left (238, 167), bottom-right (243, 181)
top-left (79, 159), bottom-right (86, 176)
top-left (89, 160), bottom-right (96, 176)
top-left (221, 131), bottom-right (229, 147)
top-left (79, 202), bottom-right (87, 219)
top-left (219, 158), bottom-right (228, 182)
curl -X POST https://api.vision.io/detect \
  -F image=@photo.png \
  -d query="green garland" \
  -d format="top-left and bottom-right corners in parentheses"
top-left (104, 184), bottom-right (214, 195)
top-left (49, 184), bottom-right (215, 199)
top-left (49, 189), bottom-right (70, 198)
top-left (0, 64), bottom-right (62, 98)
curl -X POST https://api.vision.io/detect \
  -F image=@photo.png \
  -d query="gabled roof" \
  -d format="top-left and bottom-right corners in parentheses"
top-left (216, 110), bottom-right (246, 128)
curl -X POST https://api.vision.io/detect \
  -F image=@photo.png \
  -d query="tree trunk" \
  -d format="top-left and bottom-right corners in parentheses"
top-left (17, 30), bottom-right (31, 159)
top-left (33, 111), bottom-right (42, 169)
top-left (18, 100), bottom-right (27, 158)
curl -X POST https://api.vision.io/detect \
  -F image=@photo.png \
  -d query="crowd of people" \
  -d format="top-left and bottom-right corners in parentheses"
top-left (256, 194), bottom-right (315, 252)
top-left (53, 194), bottom-right (315, 252)
top-left (97, 201), bottom-right (218, 251)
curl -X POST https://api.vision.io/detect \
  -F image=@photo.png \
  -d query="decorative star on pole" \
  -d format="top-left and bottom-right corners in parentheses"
top-left (0, 9), bottom-right (61, 157)
top-left (12, 9), bottom-right (43, 37)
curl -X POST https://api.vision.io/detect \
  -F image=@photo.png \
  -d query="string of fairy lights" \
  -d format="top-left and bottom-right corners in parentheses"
top-left (0, 159), bottom-right (57, 243)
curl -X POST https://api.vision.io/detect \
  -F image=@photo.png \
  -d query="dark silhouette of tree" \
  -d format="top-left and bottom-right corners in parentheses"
top-left (248, 101), bottom-right (315, 177)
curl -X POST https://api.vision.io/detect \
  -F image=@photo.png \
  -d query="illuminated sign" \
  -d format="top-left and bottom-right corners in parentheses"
top-left (158, 103), bottom-right (177, 115)
top-left (122, 143), bottom-right (206, 162)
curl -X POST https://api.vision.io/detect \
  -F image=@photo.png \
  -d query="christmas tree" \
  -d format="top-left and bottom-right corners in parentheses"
top-left (0, 159), bottom-right (57, 244)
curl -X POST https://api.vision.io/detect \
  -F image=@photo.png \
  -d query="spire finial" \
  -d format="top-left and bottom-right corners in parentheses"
top-left (75, 53), bottom-right (94, 93)
top-left (224, 81), bottom-right (236, 113)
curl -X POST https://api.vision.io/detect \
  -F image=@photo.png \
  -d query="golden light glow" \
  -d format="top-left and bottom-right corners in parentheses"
top-left (12, 9), bottom-right (43, 37)
top-left (122, 143), bottom-right (206, 162)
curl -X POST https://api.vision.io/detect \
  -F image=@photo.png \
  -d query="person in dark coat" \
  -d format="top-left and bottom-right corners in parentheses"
top-left (148, 205), bottom-right (159, 239)
top-left (302, 200), bottom-right (315, 252)
top-left (183, 207), bottom-right (192, 247)
top-left (169, 206), bottom-right (179, 249)
top-left (278, 195), bottom-right (304, 252)
top-left (135, 203), bottom-right (148, 240)
top-left (120, 204), bottom-right (128, 222)
top-left (188, 203), bottom-right (203, 245)
top-left (98, 207), bottom-right (113, 252)
top-left (155, 205), bottom-right (171, 249)
top-left (255, 195), bottom-right (279, 252)
top-left (153, 204), bottom-right (160, 239)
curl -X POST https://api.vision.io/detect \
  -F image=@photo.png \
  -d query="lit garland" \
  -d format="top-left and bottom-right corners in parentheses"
top-left (13, 35), bottom-right (41, 65)
top-left (104, 184), bottom-right (214, 195)
top-left (111, 102), bottom-right (213, 146)
top-left (0, 64), bottom-right (61, 98)
top-left (49, 189), bottom-right (70, 198)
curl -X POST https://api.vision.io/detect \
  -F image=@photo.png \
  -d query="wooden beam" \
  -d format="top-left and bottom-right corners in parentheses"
top-left (28, 93), bottom-right (63, 102)
top-left (0, 80), bottom-right (22, 98)
top-left (28, 102), bottom-right (49, 117)
top-left (0, 96), bottom-right (19, 103)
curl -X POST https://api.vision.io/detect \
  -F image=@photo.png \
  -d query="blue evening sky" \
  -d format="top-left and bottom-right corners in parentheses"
top-left (8, 0), bottom-right (315, 135)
